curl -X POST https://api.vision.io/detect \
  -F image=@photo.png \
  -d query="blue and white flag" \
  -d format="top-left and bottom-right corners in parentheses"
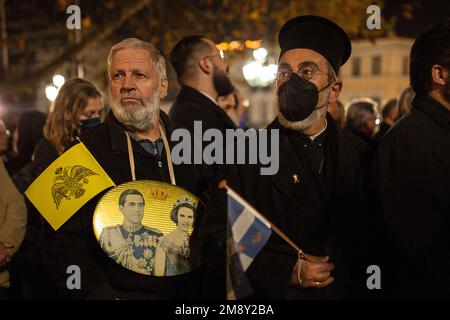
top-left (227, 222), bottom-right (252, 300)
top-left (227, 188), bottom-right (272, 272)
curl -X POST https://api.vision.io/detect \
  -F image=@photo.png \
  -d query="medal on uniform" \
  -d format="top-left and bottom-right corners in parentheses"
top-left (93, 122), bottom-right (200, 277)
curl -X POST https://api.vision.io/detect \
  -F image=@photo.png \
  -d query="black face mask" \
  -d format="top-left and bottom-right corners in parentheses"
top-left (277, 73), bottom-right (333, 122)
top-left (78, 117), bottom-right (101, 134)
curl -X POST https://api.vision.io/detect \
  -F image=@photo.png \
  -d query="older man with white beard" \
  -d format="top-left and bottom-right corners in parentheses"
top-left (204, 16), bottom-right (375, 300)
top-left (41, 38), bottom-right (210, 300)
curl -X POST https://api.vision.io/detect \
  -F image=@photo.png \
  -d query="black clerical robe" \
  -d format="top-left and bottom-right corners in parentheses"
top-left (204, 114), bottom-right (374, 299)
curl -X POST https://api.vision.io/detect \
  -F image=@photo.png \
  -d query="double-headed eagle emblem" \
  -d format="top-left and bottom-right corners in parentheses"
top-left (51, 165), bottom-right (98, 209)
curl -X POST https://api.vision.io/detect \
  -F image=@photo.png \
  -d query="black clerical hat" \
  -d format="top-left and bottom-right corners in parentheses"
top-left (278, 15), bottom-right (352, 73)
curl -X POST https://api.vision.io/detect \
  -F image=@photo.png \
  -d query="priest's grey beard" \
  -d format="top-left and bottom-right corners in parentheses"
top-left (110, 91), bottom-right (160, 132)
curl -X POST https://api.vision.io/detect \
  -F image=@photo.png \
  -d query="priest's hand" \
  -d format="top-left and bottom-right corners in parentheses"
top-left (291, 252), bottom-right (335, 288)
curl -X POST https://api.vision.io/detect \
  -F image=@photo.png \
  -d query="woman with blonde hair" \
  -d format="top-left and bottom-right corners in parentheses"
top-left (32, 78), bottom-right (104, 176)
top-left (29, 78), bottom-right (104, 298)
top-left (43, 78), bottom-right (104, 154)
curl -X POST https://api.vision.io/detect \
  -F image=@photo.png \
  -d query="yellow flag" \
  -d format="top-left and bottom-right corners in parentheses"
top-left (25, 142), bottom-right (115, 231)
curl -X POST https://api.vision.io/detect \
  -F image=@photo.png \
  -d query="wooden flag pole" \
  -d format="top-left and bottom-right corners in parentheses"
top-left (219, 180), bottom-right (305, 259)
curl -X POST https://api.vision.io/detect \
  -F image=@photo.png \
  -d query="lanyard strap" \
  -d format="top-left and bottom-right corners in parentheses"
top-left (125, 132), bottom-right (137, 181)
top-left (159, 124), bottom-right (176, 185)
top-left (125, 122), bottom-right (176, 185)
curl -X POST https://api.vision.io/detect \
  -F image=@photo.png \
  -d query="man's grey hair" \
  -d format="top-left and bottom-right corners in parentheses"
top-left (345, 98), bottom-right (379, 129)
top-left (107, 38), bottom-right (167, 83)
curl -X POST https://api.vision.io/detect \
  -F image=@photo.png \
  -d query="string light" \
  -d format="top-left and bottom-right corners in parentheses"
top-left (216, 39), bottom-right (262, 52)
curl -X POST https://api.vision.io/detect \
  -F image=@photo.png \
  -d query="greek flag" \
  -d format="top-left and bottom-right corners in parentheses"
top-left (226, 187), bottom-right (272, 299)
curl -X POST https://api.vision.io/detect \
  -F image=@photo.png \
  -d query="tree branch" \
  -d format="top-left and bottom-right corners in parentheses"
top-left (2, 0), bottom-right (149, 91)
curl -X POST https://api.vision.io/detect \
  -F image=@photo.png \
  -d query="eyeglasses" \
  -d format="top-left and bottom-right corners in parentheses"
top-left (203, 51), bottom-right (225, 61)
top-left (276, 64), bottom-right (330, 82)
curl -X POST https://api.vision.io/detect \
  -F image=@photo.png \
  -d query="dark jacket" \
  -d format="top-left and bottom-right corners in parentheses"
top-left (204, 115), bottom-right (374, 299)
top-left (374, 95), bottom-right (450, 299)
top-left (7, 110), bottom-right (47, 175)
top-left (169, 85), bottom-right (237, 134)
top-left (32, 139), bottom-right (60, 179)
top-left (374, 122), bottom-right (391, 142)
top-left (32, 111), bottom-right (210, 299)
top-left (9, 139), bottom-right (59, 299)
top-left (345, 125), bottom-right (377, 149)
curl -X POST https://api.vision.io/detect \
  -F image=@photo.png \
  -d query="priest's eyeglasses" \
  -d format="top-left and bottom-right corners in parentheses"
top-left (276, 64), bottom-right (330, 82)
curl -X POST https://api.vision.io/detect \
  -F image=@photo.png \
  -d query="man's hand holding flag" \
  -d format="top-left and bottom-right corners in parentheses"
top-left (220, 180), bottom-right (334, 299)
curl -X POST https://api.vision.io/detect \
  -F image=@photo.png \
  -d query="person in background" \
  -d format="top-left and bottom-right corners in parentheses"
top-left (9, 110), bottom-right (47, 192)
top-left (6, 110), bottom-right (47, 177)
top-left (0, 118), bottom-right (11, 165)
top-left (0, 160), bottom-right (27, 299)
top-left (169, 35), bottom-right (237, 134)
top-left (327, 99), bottom-right (345, 128)
top-left (345, 98), bottom-right (380, 148)
top-left (397, 87), bottom-right (415, 120)
top-left (217, 92), bottom-right (241, 128)
top-left (374, 18), bottom-right (450, 299)
top-left (32, 78), bottom-right (104, 177)
top-left (29, 78), bottom-right (104, 299)
top-left (0, 111), bottom-right (46, 299)
top-left (374, 99), bottom-right (398, 142)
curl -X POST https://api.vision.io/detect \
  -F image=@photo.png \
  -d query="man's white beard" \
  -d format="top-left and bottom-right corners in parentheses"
top-left (110, 91), bottom-right (160, 132)
top-left (278, 103), bottom-right (328, 131)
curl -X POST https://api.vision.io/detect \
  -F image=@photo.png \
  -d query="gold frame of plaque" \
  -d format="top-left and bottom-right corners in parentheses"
top-left (93, 180), bottom-right (199, 277)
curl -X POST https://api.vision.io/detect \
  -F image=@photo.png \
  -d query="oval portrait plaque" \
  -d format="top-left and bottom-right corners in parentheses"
top-left (93, 180), bottom-right (199, 277)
